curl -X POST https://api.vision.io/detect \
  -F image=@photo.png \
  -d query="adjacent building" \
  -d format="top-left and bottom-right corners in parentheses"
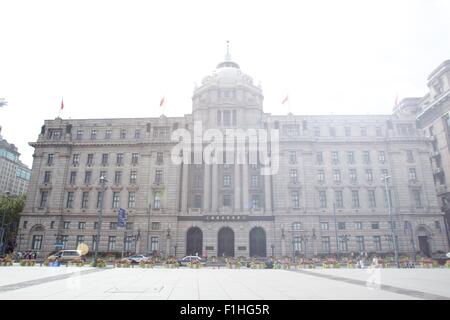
top-left (17, 51), bottom-right (449, 259)
top-left (0, 126), bottom-right (31, 196)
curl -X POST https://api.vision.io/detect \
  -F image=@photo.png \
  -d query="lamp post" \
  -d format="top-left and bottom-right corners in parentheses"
top-left (271, 244), bottom-right (275, 257)
top-left (382, 175), bottom-right (399, 268)
top-left (146, 203), bottom-right (152, 256)
top-left (93, 174), bottom-right (107, 267)
top-left (406, 221), bottom-right (417, 263)
top-left (332, 203), bottom-right (340, 260)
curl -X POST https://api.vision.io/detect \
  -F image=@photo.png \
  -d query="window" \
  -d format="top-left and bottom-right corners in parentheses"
top-left (349, 169), bottom-right (357, 183)
top-left (155, 169), bottom-right (163, 184)
top-left (99, 171), bottom-right (107, 182)
top-left (40, 191), bottom-right (48, 208)
top-left (335, 191), bottom-right (344, 208)
top-left (81, 192), bottom-right (89, 209)
top-left (331, 151), bottom-right (339, 163)
top-left (317, 170), bottom-right (325, 183)
top-left (23, 221), bottom-right (28, 229)
top-left (69, 171), bottom-right (77, 185)
top-left (373, 236), bottom-right (382, 251)
top-left (320, 222), bottom-right (329, 230)
top-left (338, 236), bottom-right (349, 251)
top-left (101, 153), bottom-right (109, 166)
top-left (105, 129), bottom-right (112, 139)
top-left (347, 151), bottom-right (355, 164)
top-left (130, 171), bottom-right (137, 184)
top-left (378, 151), bottom-right (385, 163)
top-left (50, 221), bottom-right (55, 229)
top-left (329, 127), bottom-right (336, 137)
top-left (322, 236), bottom-right (331, 253)
top-left (338, 222), bottom-right (346, 230)
top-left (108, 236), bottom-right (116, 251)
top-left (120, 129), bottom-right (126, 139)
top-left (61, 235), bottom-right (69, 249)
top-left (356, 236), bottom-right (365, 251)
top-left (76, 235), bottom-right (85, 247)
top-left (371, 222), bottom-right (379, 229)
top-left (223, 175), bottom-right (231, 187)
top-left (48, 129), bottom-right (62, 140)
top-left (368, 190), bottom-right (376, 208)
top-left (84, 171), bottom-right (92, 184)
top-left (360, 127), bottom-right (367, 136)
top-left (316, 152), bottom-right (323, 164)
top-left (112, 192), bottom-right (120, 208)
top-left (345, 127), bottom-right (351, 137)
top-left (333, 170), bottom-right (341, 183)
top-left (409, 168), bottom-right (417, 181)
top-left (128, 192), bottom-right (136, 208)
top-left (154, 192), bottom-right (161, 209)
top-left (116, 153), bottom-right (124, 166)
top-left (292, 222), bottom-right (301, 231)
top-left (32, 235), bottom-right (43, 250)
top-left (194, 194), bottom-right (202, 208)
top-left (376, 127), bottom-right (382, 136)
top-left (319, 191), bottom-right (327, 208)
top-left (151, 222), bottom-right (160, 230)
top-left (93, 222), bottom-right (99, 230)
top-left (114, 171), bottom-right (122, 184)
top-left (435, 221), bottom-right (441, 230)
top-left (126, 222), bottom-right (133, 230)
top-left (366, 169), bottom-right (373, 182)
top-left (44, 171), bottom-right (51, 183)
top-left (72, 154), bottom-right (80, 166)
top-left (47, 154), bottom-right (54, 166)
top-left (66, 192), bottom-right (75, 208)
top-left (63, 221), bottom-right (70, 229)
top-left (413, 190), bottom-right (422, 208)
top-left (351, 190), bottom-right (360, 208)
top-left (251, 194), bottom-right (260, 209)
top-left (78, 222), bottom-right (86, 229)
top-left (406, 150), bottom-right (414, 162)
top-left (289, 151), bottom-right (297, 164)
top-left (355, 222), bottom-right (363, 230)
top-left (134, 129), bottom-right (141, 139)
top-left (156, 152), bottom-right (164, 164)
top-left (293, 237), bottom-right (302, 254)
top-left (87, 154), bottom-right (94, 166)
top-left (223, 194), bottom-right (231, 207)
top-left (314, 127), bottom-right (320, 137)
top-left (291, 191), bottom-right (300, 208)
top-left (131, 153), bottom-right (139, 165)
top-left (90, 129), bottom-right (97, 140)
top-left (76, 130), bottom-right (83, 140)
top-left (110, 222), bottom-right (117, 230)
top-left (251, 175), bottom-right (259, 187)
top-left (150, 236), bottom-right (159, 252)
top-left (363, 151), bottom-right (370, 164)
top-left (285, 124), bottom-right (300, 136)
top-left (290, 169), bottom-right (298, 184)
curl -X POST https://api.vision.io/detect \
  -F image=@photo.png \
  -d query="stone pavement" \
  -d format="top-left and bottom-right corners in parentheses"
top-left (0, 266), bottom-right (448, 300)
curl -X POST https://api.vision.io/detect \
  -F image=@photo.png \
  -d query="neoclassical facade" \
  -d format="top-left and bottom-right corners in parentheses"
top-left (18, 51), bottom-right (449, 259)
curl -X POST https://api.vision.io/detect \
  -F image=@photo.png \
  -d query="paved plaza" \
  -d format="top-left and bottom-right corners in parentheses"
top-left (0, 266), bottom-right (449, 300)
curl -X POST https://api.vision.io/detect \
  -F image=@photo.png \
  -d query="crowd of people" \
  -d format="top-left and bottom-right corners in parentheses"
top-left (12, 250), bottom-right (38, 261)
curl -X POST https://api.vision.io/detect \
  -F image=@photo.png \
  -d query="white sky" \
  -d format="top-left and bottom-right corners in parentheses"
top-left (1, 0), bottom-right (450, 168)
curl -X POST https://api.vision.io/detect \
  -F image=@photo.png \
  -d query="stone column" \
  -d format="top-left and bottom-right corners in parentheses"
top-left (242, 162), bottom-right (249, 210)
top-left (211, 163), bottom-right (219, 212)
top-left (234, 164), bottom-right (241, 211)
top-left (181, 162), bottom-right (189, 212)
top-left (203, 164), bottom-right (211, 211)
top-left (264, 174), bottom-right (272, 212)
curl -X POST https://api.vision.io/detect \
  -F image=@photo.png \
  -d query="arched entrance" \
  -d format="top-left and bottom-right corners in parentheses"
top-left (249, 227), bottom-right (267, 257)
top-left (417, 226), bottom-right (431, 257)
top-left (186, 227), bottom-right (203, 256)
top-left (218, 227), bottom-right (234, 257)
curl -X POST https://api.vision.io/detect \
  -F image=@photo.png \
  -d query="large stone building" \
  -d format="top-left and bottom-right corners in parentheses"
top-left (0, 126), bottom-right (31, 196)
top-left (18, 51), bottom-right (449, 259)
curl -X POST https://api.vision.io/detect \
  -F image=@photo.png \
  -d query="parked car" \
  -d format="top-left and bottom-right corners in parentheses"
top-left (177, 255), bottom-right (205, 266)
top-left (124, 255), bottom-right (149, 264)
top-left (432, 253), bottom-right (450, 266)
top-left (47, 250), bottom-right (84, 263)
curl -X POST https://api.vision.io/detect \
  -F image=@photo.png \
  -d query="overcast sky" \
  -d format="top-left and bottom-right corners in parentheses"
top-left (1, 0), bottom-right (450, 167)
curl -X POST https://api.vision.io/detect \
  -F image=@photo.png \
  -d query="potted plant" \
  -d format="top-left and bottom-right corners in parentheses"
top-left (0, 256), bottom-right (13, 266)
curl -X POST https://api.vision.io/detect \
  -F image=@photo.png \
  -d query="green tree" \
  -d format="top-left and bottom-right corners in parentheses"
top-left (0, 194), bottom-right (25, 255)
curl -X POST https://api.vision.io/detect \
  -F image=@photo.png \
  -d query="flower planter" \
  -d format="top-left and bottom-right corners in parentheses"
top-left (19, 260), bottom-right (36, 266)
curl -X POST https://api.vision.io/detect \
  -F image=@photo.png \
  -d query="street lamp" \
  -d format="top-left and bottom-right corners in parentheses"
top-left (405, 221), bottom-right (417, 263)
top-left (332, 203), bottom-right (340, 260)
top-left (271, 244), bottom-right (275, 257)
top-left (381, 175), bottom-right (399, 268)
top-left (93, 174), bottom-right (107, 267)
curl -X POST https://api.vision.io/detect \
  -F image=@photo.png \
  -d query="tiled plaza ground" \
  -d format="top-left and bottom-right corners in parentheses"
top-left (0, 266), bottom-right (449, 300)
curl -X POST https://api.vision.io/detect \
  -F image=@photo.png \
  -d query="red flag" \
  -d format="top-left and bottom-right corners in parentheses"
top-left (282, 95), bottom-right (288, 104)
top-left (160, 97), bottom-right (165, 107)
top-left (61, 98), bottom-right (64, 110)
